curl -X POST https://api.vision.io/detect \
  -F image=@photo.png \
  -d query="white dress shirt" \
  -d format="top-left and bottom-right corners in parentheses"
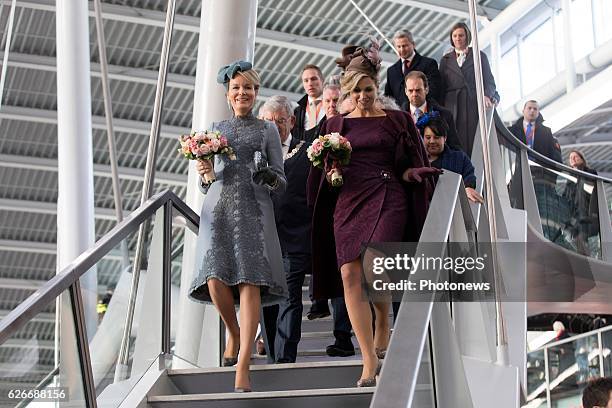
top-left (281, 134), bottom-right (293, 160)
top-left (304, 96), bottom-right (325, 130)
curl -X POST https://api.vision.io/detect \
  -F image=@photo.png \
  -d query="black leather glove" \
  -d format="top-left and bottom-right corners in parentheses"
top-left (252, 167), bottom-right (278, 187)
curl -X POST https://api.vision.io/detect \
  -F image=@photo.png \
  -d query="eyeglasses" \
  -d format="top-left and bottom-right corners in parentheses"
top-left (265, 117), bottom-right (289, 125)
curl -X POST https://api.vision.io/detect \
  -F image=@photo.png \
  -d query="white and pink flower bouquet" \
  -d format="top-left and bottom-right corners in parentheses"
top-left (307, 132), bottom-right (352, 187)
top-left (178, 130), bottom-right (236, 184)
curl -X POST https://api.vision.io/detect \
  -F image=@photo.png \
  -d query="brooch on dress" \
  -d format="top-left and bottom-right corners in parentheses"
top-left (285, 141), bottom-right (305, 161)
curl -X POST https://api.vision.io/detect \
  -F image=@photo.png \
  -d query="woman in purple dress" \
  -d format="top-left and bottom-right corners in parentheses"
top-left (308, 42), bottom-right (438, 387)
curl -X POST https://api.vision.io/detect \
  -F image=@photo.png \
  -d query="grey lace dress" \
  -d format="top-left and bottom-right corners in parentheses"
top-left (189, 114), bottom-right (289, 306)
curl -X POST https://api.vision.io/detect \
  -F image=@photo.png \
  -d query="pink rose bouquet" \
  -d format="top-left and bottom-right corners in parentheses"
top-left (178, 130), bottom-right (236, 184)
top-left (307, 132), bottom-right (352, 187)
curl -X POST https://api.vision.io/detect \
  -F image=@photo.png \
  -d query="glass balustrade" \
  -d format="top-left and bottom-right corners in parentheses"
top-left (526, 349), bottom-right (546, 400)
top-left (495, 115), bottom-right (610, 260)
top-left (0, 288), bottom-right (86, 408)
top-left (86, 207), bottom-right (161, 407)
top-left (530, 163), bottom-right (602, 258)
top-left (526, 328), bottom-right (612, 407)
top-left (0, 191), bottom-right (198, 408)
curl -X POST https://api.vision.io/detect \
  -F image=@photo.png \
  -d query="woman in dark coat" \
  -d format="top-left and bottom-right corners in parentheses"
top-left (565, 149), bottom-right (599, 255)
top-left (439, 22), bottom-right (499, 156)
top-left (307, 41), bottom-right (438, 387)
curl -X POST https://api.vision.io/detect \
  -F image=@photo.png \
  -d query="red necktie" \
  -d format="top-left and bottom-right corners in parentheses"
top-left (403, 59), bottom-right (410, 75)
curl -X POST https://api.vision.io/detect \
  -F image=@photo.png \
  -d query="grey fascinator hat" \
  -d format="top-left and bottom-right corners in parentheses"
top-left (216, 60), bottom-right (253, 84)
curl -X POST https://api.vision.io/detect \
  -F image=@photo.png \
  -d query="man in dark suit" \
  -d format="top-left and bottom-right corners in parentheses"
top-left (384, 30), bottom-right (442, 108)
top-left (259, 95), bottom-right (353, 362)
top-left (401, 71), bottom-right (463, 152)
top-left (509, 100), bottom-right (562, 163)
top-left (293, 64), bottom-right (325, 142)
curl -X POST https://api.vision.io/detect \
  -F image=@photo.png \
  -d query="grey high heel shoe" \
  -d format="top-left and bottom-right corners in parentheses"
top-left (222, 346), bottom-right (239, 367)
top-left (222, 356), bottom-right (238, 367)
top-left (375, 348), bottom-right (387, 359)
top-left (356, 359), bottom-right (383, 387)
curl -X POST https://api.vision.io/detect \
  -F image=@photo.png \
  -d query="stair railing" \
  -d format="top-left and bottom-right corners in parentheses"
top-left (0, 190), bottom-right (198, 408)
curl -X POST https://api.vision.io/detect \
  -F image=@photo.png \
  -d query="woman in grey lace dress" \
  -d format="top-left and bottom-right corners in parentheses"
top-left (189, 61), bottom-right (288, 392)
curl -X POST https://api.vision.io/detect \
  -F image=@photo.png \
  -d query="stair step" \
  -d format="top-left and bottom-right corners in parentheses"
top-left (149, 387), bottom-right (375, 408)
top-left (167, 362), bottom-right (367, 394)
top-left (301, 316), bottom-right (334, 332)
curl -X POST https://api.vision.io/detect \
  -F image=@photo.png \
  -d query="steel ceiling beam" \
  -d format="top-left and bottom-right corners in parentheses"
top-left (384, 0), bottom-right (500, 19)
top-left (0, 310), bottom-right (54, 323)
top-left (0, 239), bottom-right (125, 261)
top-left (2, 338), bottom-right (54, 349)
top-left (0, 198), bottom-right (125, 221)
top-left (0, 105), bottom-right (187, 140)
top-left (0, 152), bottom-right (186, 186)
top-left (0, 52), bottom-right (301, 101)
top-left (0, 278), bottom-right (46, 291)
top-left (2, 0), bottom-right (396, 65)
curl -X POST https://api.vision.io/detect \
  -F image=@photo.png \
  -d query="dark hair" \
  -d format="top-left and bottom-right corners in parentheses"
top-left (582, 378), bottom-right (612, 408)
top-left (449, 22), bottom-right (471, 47)
top-left (404, 70), bottom-right (429, 89)
top-left (523, 99), bottom-right (539, 109)
top-left (569, 149), bottom-right (588, 168)
top-left (421, 115), bottom-right (449, 138)
top-left (301, 64), bottom-right (324, 81)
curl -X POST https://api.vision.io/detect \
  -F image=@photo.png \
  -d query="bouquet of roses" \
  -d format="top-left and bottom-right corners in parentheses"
top-left (307, 132), bottom-right (352, 187)
top-left (178, 130), bottom-right (236, 184)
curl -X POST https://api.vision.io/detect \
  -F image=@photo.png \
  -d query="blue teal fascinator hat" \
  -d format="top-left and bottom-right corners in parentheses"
top-left (216, 60), bottom-right (253, 85)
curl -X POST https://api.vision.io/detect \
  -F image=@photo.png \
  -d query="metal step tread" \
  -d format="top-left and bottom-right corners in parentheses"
top-left (167, 360), bottom-right (364, 376)
top-left (148, 387), bottom-right (375, 403)
top-left (254, 348), bottom-right (361, 357)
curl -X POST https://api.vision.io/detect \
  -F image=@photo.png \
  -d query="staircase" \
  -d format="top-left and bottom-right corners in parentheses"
top-left (146, 277), bottom-right (435, 407)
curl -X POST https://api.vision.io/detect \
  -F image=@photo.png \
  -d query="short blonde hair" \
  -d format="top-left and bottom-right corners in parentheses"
top-left (231, 69), bottom-right (261, 90)
top-left (340, 70), bottom-right (378, 96)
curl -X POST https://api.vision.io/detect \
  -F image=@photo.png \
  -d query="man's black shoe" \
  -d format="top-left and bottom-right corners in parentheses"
top-left (307, 300), bottom-right (330, 320)
top-left (326, 333), bottom-right (355, 357)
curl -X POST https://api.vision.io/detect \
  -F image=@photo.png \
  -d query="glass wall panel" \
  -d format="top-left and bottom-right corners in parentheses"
top-left (521, 19), bottom-right (557, 95)
top-left (593, 0), bottom-right (612, 46)
top-left (499, 46), bottom-right (521, 111)
top-left (570, 0), bottom-right (595, 60)
top-left (548, 334), bottom-right (600, 406)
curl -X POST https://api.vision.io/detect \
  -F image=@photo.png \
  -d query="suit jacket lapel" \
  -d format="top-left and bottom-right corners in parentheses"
top-left (391, 60), bottom-right (403, 95)
top-left (443, 52), bottom-right (463, 78)
top-left (410, 51), bottom-right (422, 69)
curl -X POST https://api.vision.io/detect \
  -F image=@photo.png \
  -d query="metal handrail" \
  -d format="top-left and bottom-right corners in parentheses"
top-left (117, 0), bottom-right (177, 380)
top-left (372, 172), bottom-right (477, 407)
top-left (0, 189), bottom-right (199, 345)
top-left (495, 112), bottom-right (612, 185)
top-left (531, 323), bottom-right (612, 352)
top-left (14, 366), bottom-right (60, 408)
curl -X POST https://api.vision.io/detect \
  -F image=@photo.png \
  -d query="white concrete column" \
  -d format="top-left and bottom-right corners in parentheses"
top-left (562, 0), bottom-right (576, 92)
top-left (175, 0), bottom-right (258, 367)
top-left (56, 0), bottom-right (97, 337)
